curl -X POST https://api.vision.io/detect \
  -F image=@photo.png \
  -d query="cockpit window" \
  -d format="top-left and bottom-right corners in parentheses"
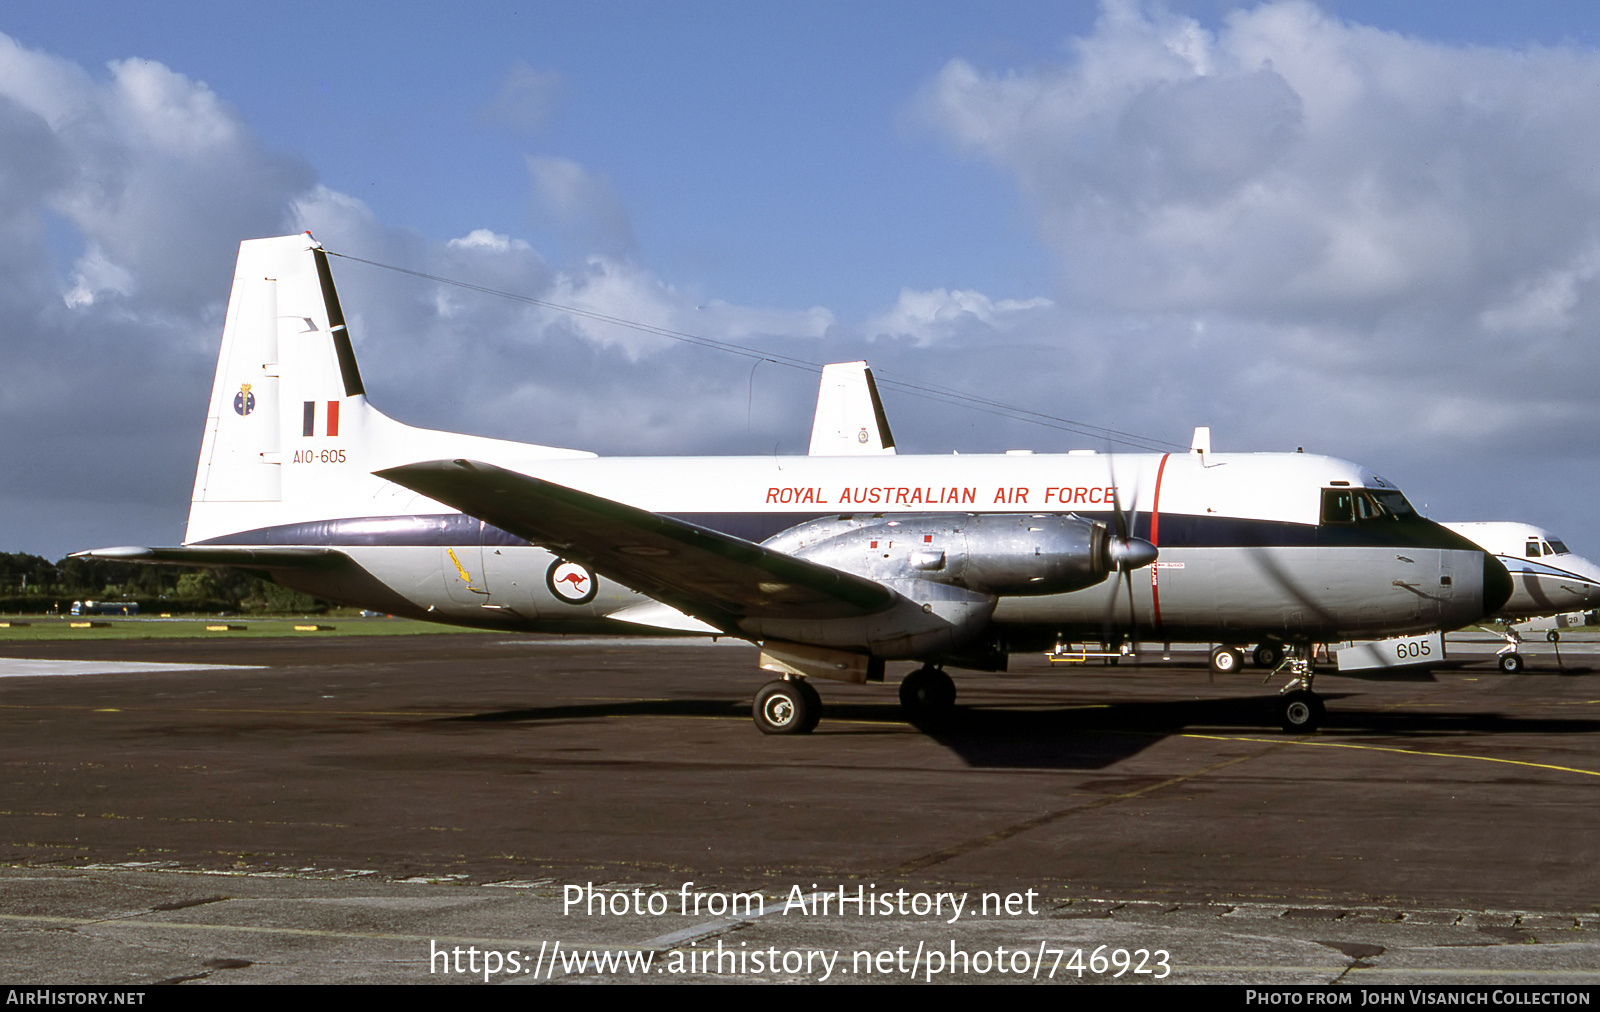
top-left (1322, 489), bottom-right (1355, 523)
top-left (1322, 488), bottom-right (1417, 525)
top-left (1369, 490), bottom-right (1416, 518)
top-left (1550, 539), bottom-right (1570, 555)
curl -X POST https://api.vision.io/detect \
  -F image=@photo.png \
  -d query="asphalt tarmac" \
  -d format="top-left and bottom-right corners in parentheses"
top-left (2, 631), bottom-right (1598, 984)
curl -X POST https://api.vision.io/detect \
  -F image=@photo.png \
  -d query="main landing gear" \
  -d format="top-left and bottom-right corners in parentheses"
top-left (1209, 646), bottom-right (1244, 674)
top-left (752, 676), bottom-right (822, 735)
top-left (1211, 642), bottom-right (1286, 674)
top-left (1252, 642), bottom-right (1286, 669)
top-left (752, 664), bottom-right (957, 734)
top-left (899, 664), bottom-right (956, 717)
top-left (1271, 644), bottom-right (1324, 733)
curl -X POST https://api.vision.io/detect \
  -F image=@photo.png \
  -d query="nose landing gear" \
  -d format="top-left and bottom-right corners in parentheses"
top-left (1272, 645), bottom-right (1324, 733)
top-left (1277, 689), bottom-right (1325, 732)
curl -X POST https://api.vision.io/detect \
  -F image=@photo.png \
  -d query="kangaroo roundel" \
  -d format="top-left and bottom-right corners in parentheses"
top-left (546, 559), bottom-right (598, 604)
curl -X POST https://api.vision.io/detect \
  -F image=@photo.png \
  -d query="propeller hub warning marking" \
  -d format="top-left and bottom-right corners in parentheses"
top-left (546, 560), bottom-right (598, 605)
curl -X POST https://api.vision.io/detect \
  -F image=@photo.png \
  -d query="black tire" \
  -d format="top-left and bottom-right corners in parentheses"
top-left (1253, 643), bottom-right (1284, 669)
top-left (899, 666), bottom-right (956, 713)
top-left (1277, 690), bottom-right (1324, 733)
top-left (794, 678), bottom-right (822, 734)
top-left (1210, 646), bottom-right (1243, 675)
top-left (753, 679), bottom-right (815, 735)
top-left (1499, 653), bottom-right (1525, 674)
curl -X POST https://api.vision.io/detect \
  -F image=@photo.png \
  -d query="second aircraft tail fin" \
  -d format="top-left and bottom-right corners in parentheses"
top-left (808, 361), bottom-right (896, 456)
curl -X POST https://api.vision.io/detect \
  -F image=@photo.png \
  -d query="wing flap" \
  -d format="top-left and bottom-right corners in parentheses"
top-left (374, 459), bottom-right (895, 629)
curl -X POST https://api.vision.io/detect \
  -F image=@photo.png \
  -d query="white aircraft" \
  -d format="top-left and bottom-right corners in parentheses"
top-left (77, 234), bottom-right (1511, 735)
top-left (1441, 523), bottom-right (1600, 672)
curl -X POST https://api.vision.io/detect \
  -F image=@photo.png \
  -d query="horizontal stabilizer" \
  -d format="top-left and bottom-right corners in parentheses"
top-left (374, 459), bottom-right (896, 631)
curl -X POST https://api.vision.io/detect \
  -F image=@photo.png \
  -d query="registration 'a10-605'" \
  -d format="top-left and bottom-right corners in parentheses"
top-left (292, 449), bottom-right (347, 464)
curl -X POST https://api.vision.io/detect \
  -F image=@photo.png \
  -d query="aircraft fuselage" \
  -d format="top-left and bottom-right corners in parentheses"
top-left (193, 447), bottom-right (1505, 654)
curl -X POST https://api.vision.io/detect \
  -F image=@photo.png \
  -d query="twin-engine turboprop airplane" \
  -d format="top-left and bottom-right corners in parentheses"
top-left (78, 234), bottom-right (1512, 735)
top-left (1441, 522), bottom-right (1600, 673)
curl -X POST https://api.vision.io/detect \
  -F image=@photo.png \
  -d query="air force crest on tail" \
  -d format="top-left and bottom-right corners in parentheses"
top-left (233, 383), bottom-right (256, 417)
top-left (546, 559), bottom-right (598, 604)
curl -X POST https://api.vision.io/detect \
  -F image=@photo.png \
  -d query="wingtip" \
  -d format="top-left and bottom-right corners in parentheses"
top-left (69, 546), bottom-right (156, 560)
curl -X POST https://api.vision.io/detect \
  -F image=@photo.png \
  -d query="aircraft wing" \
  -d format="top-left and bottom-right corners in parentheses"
top-left (71, 546), bottom-right (350, 568)
top-left (375, 459), bottom-right (896, 631)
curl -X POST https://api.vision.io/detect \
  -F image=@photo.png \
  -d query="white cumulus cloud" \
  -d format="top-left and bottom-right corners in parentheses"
top-left (918, 0), bottom-right (1600, 537)
top-left (867, 288), bottom-right (1053, 345)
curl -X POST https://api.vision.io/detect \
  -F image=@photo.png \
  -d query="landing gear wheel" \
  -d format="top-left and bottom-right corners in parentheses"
top-left (1499, 653), bottom-right (1525, 674)
top-left (1253, 643), bottom-right (1285, 669)
top-left (1277, 690), bottom-right (1325, 733)
top-left (753, 678), bottom-right (817, 735)
top-left (794, 677), bottom-right (822, 733)
top-left (899, 665), bottom-right (956, 715)
top-left (1210, 646), bottom-right (1244, 674)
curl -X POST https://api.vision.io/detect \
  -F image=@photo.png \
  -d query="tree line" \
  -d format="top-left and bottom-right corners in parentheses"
top-left (0, 552), bottom-right (323, 614)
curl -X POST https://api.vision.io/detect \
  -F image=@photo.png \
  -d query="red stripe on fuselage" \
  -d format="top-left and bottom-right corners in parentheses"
top-left (327, 401), bottom-right (339, 437)
top-left (1149, 453), bottom-right (1171, 630)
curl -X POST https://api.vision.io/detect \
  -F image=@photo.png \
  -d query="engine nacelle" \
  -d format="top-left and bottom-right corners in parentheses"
top-left (764, 512), bottom-right (1114, 596)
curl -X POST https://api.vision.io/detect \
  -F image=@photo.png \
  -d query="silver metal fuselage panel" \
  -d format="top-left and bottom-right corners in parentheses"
top-left (271, 538), bottom-right (1489, 646)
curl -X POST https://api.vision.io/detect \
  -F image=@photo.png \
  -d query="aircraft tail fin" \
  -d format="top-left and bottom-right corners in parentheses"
top-left (808, 361), bottom-right (896, 456)
top-left (185, 234), bottom-right (592, 545)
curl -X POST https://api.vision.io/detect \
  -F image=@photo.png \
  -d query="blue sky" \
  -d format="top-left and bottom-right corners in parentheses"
top-left (6, 1), bottom-right (1600, 558)
top-left (4, 4), bottom-right (1062, 308)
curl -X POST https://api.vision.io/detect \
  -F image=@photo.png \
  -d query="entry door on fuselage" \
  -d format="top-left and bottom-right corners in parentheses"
top-left (480, 545), bottom-right (558, 617)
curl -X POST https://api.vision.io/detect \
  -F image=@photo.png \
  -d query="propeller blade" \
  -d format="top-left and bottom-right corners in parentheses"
top-left (1100, 568), bottom-right (1121, 650)
top-left (1099, 452), bottom-right (1157, 656)
top-left (1107, 454), bottom-right (1129, 541)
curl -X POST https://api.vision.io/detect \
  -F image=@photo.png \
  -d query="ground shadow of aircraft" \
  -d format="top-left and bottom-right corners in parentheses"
top-left (443, 690), bottom-right (1600, 771)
